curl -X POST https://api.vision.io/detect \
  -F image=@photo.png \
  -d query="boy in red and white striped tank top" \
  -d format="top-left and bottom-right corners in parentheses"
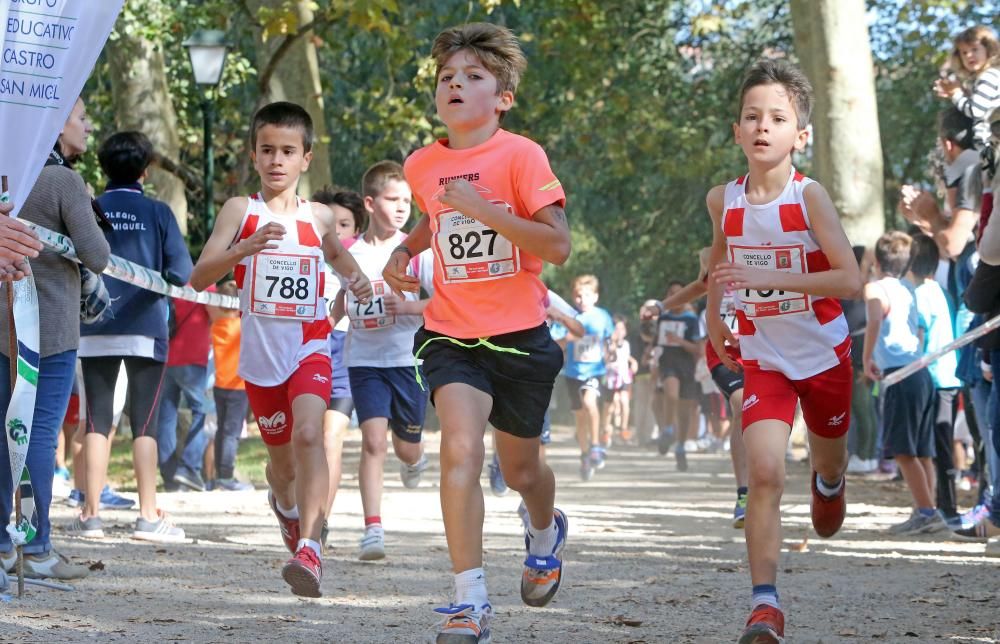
top-left (704, 60), bottom-right (863, 644)
top-left (191, 102), bottom-right (372, 599)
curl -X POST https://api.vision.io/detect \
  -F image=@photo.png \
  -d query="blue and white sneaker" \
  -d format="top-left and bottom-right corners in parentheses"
top-left (521, 508), bottom-right (567, 607)
top-left (733, 491), bottom-right (748, 529)
top-left (53, 466), bottom-right (71, 482)
top-left (589, 445), bottom-right (606, 470)
top-left (99, 485), bottom-right (136, 510)
top-left (67, 488), bottom-right (84, 508)
top-left (487, 453), bottom-right (508, 497)
top-left (434, 602), bottom-right (492, 643)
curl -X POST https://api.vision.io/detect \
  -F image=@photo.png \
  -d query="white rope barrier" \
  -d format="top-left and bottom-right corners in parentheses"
top-left (881, 311), bottom-right (1000, 387)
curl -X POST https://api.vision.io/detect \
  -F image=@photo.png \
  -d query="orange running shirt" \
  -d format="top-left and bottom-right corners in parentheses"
top-left (404, 129), bottom-right (566, 339)
top-left (211, 317), bottom-right (245, 390)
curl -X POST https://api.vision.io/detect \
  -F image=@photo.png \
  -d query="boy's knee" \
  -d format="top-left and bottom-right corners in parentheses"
top-left (749, 461), bottom-right (784, 493)
top-left (361, 432), bottom-right (387, 456)
top-left (292, 422), bottom-right (323, 449)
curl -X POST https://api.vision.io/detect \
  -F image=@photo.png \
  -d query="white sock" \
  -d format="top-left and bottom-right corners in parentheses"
top-left (297, 538), bottom-right (322, 559)
top-left (527, 519), bottom-right (557, 557)
top-left (276, 500), bottom-right (299, 519)
top-left (815, 473), bottom-right (844, 498)
top-left (454, 567), bottom-right (489, 608)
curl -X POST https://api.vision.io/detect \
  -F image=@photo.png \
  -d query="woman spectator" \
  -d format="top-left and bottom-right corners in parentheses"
top-left (0, 96), bottom-right (110, 580)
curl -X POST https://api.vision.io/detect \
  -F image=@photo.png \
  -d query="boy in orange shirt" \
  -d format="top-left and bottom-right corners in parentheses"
top-left (191, 102), bottom-right (372, 598)
top-left (705, 60), bottom-right (862, 643)
top-left (207, 279), bottom-right (253, 491)
top-left (383, 23), bottom-right (570, 643)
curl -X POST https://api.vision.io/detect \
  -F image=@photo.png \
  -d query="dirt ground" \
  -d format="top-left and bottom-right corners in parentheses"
top-left (2, 425), bottom-right (999, 644)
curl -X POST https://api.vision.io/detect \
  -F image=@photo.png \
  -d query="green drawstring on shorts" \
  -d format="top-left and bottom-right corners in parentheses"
top-left (413, 335), bottom-right (530, 390)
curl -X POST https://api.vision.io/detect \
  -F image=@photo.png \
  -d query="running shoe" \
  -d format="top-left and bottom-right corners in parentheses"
top-left (1, 549), bottom-right (16, 572)
top-left (400, 453), bottom-right (429, 489)
top-left (66, 515), bottom-right (105, 538)
top-left (67, 488), bottom-right (84, 508)
top-left (359, 526), bottom-right (386, 561)
top-left (173, 467), bottom-right (206, 492)
top-left (53, 466), bottom-right (71, 482)
top-left (282, 545), bottom-right (322, 597)
top-left (488, 454), bottom-right (508, 497)
top-left (656, 426), bottom-right (675, 455)
top-left (268, 491), bottom-right (300, 554)
top-left (434, 603), bottom-right (493, 644)
top-left (579, 454), bottom-right (595, 482)
top-left (896, 512), bottom-right (947, 536)
top-left (675, 446), bottom-right (689, 472)
top-left (99, 485), bottom-right (136, 510)
top-left (22, 550), bottom-right (89, 580)
top-left (733, 492), bottom-right (748, 529)
top-left (810, 472), bottom-right (845, 538)
top-left (950, 517), bottom-right (1000, 542)
top-left (738, 605), bottom-right (785, 644)
top-left (888, 510), bottom-right (922, 535)
top-left (520, 508), bottom-right (567, 607)
top-left (212, 478), bottom-right (254, 492)
top-left (133, 510), bottom-right (186, 543)
top-left (589, 445), bottom-right (606, 470)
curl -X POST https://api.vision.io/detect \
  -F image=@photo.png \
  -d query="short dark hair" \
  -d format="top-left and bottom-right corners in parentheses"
top-left (938, 107), bottom-right (974, 150)
top-left (908, 233), bottom-right (940, 279)
top-left (312, 186), bottom-right (365, 232)
top-left (874, 231), bottom-right (913, 278)
top-left (361, 160), bottom-right (406, 199)
top-left (738, 59), bottom-right (814, 129)
top-left (250, 101), bottom-right (313, 152)
top-left (98, 131), bottom-right (153, 184)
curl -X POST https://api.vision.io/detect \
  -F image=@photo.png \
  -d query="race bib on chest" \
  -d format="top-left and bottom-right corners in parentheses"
top-left (573, 334), bottom-right (603, 363)
top-left (657, 319), bottom-right (687, 347)
top-left (249, 251), bottom-right (320, 320)
top-left (347, 280), bottom-right (395, 330)
top-left (434, 206), bottom-right (519, 283)
top-left (729, 244), bottom-right (809, 318)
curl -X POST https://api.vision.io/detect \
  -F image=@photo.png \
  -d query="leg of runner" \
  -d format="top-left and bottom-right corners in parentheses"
top-left (358, 417), bottom-right (389, 560)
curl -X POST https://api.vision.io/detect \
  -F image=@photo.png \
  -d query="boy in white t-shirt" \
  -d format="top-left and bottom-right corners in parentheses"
top-left (333, 161), bottom-right (434, 561)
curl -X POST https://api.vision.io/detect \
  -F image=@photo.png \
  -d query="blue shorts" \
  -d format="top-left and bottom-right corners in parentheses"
top-left (348, 366), bottom-right (427, 443)
top-left (328, 330), bottom-right (354, 415)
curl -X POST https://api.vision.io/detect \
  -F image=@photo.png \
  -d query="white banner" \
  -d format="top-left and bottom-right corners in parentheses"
top-left (1, 0), bottom-right (124, 546)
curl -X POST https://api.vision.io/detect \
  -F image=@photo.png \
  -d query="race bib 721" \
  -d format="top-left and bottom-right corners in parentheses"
top-left (434, 205), bottom-right (519, 283)
top-left (250, 251), bottom-right (320, 319)
top-left (347, 280), bottom-right (395, 330)
top-left (728, 244), bottom-right (809, 318)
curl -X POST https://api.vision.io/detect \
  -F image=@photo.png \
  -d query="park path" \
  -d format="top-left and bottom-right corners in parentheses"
top-left (2, 426), bottom-right (999, 643)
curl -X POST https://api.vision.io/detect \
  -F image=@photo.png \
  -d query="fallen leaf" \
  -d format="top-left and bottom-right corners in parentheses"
top-left (604, 614), bottom-right (643, 627)
top-left (789, 537), bottom-right (809, 552)
top-left (87, 560), bottom-right (104, 571)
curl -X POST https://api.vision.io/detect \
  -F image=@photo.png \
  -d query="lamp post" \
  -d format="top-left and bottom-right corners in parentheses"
top-left (183, 29), bottom-right (229, 231)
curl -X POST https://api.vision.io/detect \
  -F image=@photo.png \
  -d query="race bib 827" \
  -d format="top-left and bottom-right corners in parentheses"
top-left (728, 244), bottom-right (809, 318)
top-left (249, 251), bottom-right (320, 319)
top-left (434, 205), bottom-right (519, 283)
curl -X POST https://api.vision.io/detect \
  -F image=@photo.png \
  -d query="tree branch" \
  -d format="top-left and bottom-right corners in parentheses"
top-left (155, 153), bottom-right (203, 196)
top-left (257, 14), bottom-right (335, 97)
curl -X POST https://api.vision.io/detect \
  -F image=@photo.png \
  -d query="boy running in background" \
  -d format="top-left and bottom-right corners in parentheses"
top-left (337, 160), bottom-right (434, 561)
top-left (383, 23), bottom-right (570, 643)
top-left (863, 232), bottom-right (942, 535)
top-left (705, 60), bottom-right (862, 643)
top-left (191, 102), bottom-right (372, 598)
top-left (562, 274), bottom-right (614, 480)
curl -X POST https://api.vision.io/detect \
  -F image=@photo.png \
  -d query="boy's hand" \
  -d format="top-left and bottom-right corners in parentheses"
top-left (383, 293), bottom-right (410, 315)
top-left (382, 248), bottom-right (420, 296)
top-left (706, 314), bottom-right (740, 372)
top-left (439, 179), bottom-right (487, 217)
top-left (345, 271), bottom-right (373, 305)
top-left (713, 262), bottom-right (770, 292)
top-left (863, 357), bottom-right (881, 382)
top-left (234, 222), bottom-right (284, 258)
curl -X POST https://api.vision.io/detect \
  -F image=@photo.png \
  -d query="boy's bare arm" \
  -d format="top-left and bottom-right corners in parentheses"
top-left (313, 202), bottom-right (373, 303)
top-left (712, 183), bottom-right (862, 300)
top-left (704, 185), bottom-right (739, 371)
top-left (383, 214), bottom-right (430, 295)
top-left (547, 307), bottom-right (584, 337)
top-left (439, 179), bottom-right (570, 265)
top-left (862, 282), bottom-right (887, 381)
top-left (191, 197), bottom-right (277, 291)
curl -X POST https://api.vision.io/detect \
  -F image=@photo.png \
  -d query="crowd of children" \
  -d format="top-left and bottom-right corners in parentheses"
top-left (4, 17), bottom-right (997, 644)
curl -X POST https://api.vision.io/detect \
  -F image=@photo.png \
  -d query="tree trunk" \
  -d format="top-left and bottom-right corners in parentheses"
top-left (107, 4), bottom-right (189, 235)
top-left (790, 0), bottom-right (884, 246)
top-left (251, 0), bottom-right (331, 198)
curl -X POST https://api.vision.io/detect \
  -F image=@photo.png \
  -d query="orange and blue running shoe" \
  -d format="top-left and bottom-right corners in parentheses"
top-left (268, 490), bottom-right (300, 554)
top-left (281, 545), bottom-right (322, 598)
top-left (520, 508), bottom-right (567, 607)
top-left (434, 603), bottom-right (492, 643)
top-left (810, 471), bottom-right (846, 538)
top-left (738, 605), bottom-right (785, 643)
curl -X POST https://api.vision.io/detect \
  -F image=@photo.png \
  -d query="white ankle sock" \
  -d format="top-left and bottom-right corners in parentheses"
top-left (297, 538), bottom-right (322, 558)
top-left (815, 473), bottom-right (844, 498)
top-left (527, 519), bottom-right (557, 556)
top-left (276, 500), bottom-right (299, 519)
top-left (454, 567), bottom-right (488, 608)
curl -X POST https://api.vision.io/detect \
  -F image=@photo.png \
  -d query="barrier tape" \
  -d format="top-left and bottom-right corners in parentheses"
top-left (25, 221), bottom-right (239, 309)
top-left (881, 311), bottom-right (1000, 387)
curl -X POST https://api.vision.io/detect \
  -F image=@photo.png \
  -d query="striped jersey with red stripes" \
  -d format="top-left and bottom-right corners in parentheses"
top-left (720, 169), bottom-right (850, 380)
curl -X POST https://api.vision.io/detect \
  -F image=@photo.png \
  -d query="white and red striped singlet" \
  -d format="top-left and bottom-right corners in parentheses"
top-left (721, 169), bottom-right (850, 380)
top-left (233, 194), bottom-right (331, 387)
